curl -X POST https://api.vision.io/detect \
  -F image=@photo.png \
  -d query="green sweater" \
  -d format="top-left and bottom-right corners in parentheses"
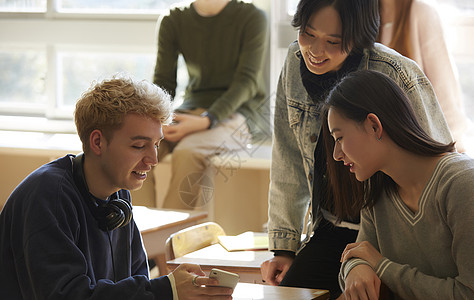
top-left (340, 153), bottom-right (474, 299)
top-left (153, 0), bottom-right (268, 141)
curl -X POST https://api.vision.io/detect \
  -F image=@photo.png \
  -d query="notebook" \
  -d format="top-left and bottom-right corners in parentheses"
top-left (218, 231), bottom-right (269, 252)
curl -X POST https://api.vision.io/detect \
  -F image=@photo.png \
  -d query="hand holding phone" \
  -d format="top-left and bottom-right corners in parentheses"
top-left (208, 268), bottom-right (240, 289)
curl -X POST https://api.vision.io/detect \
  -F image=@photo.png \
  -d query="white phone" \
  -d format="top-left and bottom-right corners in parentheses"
top-left (208, 268), bottom-right (240, 289)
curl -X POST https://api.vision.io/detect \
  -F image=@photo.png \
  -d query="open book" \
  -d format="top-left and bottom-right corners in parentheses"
top-left (217, 232), bottom-right (269, 252)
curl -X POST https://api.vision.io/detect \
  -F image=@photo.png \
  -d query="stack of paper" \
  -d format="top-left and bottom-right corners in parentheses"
top-left (217, 232), bottom-right (269, 252)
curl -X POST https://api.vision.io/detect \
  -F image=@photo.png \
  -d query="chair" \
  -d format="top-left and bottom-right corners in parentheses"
top-left (165, 222), bottom-right (226, 260)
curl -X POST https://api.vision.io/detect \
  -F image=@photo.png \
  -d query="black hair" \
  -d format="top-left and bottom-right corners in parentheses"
top-left (321, 116), bottom-right (365, 221)
top-left (292, 0), bottom-right (380, 54)
top-left (324, 69), bottom-right (455, 207)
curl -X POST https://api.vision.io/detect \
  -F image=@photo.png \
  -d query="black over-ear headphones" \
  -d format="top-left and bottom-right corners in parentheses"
top-left (72, 153), bottom-right (133, 231)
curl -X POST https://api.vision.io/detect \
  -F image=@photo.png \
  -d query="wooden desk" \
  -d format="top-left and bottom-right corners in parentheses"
top-left (167, 242), bottom-right (274, 283)
top-left (133, 206), bottom-right (208, 275)
top-left (233, 282), bottom-right (329, 300)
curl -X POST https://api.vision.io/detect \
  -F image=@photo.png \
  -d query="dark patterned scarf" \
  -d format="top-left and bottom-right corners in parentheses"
top-left (299, 51), bottom-right (362, 104)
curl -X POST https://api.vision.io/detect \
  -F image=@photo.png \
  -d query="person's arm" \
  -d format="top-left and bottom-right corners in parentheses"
top-left (339, 207), bottom-right (381, 298)
top-left (341, 172), bottom-right (474, 299)
top-left (21, 186), bottom-right (171, 299)
top-left (340, 264), bottom-right (380, 300)
top-left (260, 253), bottom-right (295, 286)
top-left (267, 55), bottom-right (311, 253)
top-left (400, 60), bottom-right (454, 146)
top-left (23, 183), bottom-right (231, 300)
top-left (206, 7), bottom-right (267, 122)
top-left (371, 44), bottom-right (454, 146)
top-left (154, 14), bottom-right (179, 98)
top-left (412, 1), bottom-right (468, 152)
top-left (262, 47), bottom-right (315, 285)
top-left (162, 113), bottom-right (210, 143)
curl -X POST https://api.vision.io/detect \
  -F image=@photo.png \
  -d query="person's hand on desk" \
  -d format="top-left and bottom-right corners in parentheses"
top-left (260, 255), bottom-right (294, 286)
top-left (340, 241), bottom-right (383, 300)
top-left (342, 264), bottom-right (380, 300)
top-left (340, 241), bottom-right (383, 268)
top-left (172, 263), bottom-right (233, 300)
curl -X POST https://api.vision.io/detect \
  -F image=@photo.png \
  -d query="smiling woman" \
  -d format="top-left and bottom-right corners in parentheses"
top-left (325, 70), bottom-right (456, 205)
top-left (297, 5), bottom-right (349, 75)
top-left (326, 70), bottom-right (474, 300)
top-left (327, 108), bottom-right (381, 182)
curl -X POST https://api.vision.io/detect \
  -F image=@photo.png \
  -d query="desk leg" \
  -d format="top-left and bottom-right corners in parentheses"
top-left (155, 254), bottom-right (169, 276)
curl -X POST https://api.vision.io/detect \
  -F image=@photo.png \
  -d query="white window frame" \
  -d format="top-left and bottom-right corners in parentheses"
top-left (1, 0), bottom-right (473, 138)
top-left (0, 1), bottom-right (163, 133)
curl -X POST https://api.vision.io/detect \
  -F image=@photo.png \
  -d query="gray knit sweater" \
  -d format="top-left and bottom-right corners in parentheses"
top-left (340, 153), bottom-right (474, 299)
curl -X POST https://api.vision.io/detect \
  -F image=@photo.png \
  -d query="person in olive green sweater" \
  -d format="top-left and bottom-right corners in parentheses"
top-left (153, 0), bottom-right (268, 209)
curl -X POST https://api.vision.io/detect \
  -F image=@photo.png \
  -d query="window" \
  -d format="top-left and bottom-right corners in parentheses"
top-left (0, 0), bottom-right (180, 13)
top-left (1, 0), bottom-right (473, 154)
top-left (57, 0), bottom-right (176, 12)
top-left (0, 46), bottom-right (47, 115)
top-left (57, 49), bottom-right (156, 117)
top-left (0, 0), bottom-right (187, 133)
top-left (433, 0), bottom-right (474, 154)
top-left (0, 0), bottom-right (46, 12)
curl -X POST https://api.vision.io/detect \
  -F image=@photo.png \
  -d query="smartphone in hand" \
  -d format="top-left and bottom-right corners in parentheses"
top-left (209, 268), bottom-right (240, 289)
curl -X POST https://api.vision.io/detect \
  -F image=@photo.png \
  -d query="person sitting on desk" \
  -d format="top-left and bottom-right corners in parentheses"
top-left (153, 0), bottom-right (268, 209)
top-left (0, 75), bottom-right (233, 300)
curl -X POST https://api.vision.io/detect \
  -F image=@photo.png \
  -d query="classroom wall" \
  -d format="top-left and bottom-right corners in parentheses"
top-left (0, 152), bottom-right (52, 208)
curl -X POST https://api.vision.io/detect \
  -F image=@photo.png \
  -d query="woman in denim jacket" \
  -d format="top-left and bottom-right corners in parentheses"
top-left (260, 0), bottom-right (453, 298)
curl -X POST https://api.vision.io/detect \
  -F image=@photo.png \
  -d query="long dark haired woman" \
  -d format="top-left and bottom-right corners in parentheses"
top-left (326, 70), bottom-right (473, 299)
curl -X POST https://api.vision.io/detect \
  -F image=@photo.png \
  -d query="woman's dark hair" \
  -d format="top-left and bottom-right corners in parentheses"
top-left (292, 0), bottom-right (380, 54)
top-left (324, 69), bottom-right (455, 208)
top-left (321, 116), bottom-right (365, 221)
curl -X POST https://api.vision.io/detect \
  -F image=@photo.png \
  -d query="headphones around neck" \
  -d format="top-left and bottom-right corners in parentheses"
top-left (72, 153), bottom-right (133, 231)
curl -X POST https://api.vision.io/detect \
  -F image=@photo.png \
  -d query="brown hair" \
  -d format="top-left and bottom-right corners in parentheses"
top-left (322, 115), bottom-right (365, 221)
top-left (74, 75), bottom-right (173, 153)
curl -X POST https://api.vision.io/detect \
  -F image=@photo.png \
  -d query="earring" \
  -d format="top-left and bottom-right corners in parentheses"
top-left (377, 135), bottom-right (381, 141)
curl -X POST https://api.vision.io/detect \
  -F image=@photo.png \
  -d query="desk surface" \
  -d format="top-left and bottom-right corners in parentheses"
top-left (233, 283), bottom-right (329, 300)
top-left (134, 206), bottom-right (207, 234)
top-left (167, 243), bottom-right (273, 274)
top-left (133, 206), bottom-right (208, 275)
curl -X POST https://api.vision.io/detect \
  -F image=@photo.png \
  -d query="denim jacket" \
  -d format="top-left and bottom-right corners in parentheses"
top-left (268, 41), bottom-right (453, 253)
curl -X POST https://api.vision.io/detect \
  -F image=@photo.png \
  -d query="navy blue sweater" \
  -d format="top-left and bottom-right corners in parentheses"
top-left (0, 155), bottom-right (172, 299)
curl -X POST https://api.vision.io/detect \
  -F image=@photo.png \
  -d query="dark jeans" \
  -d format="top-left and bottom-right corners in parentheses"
top-left (279, 218), bottom-right (358, 299)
